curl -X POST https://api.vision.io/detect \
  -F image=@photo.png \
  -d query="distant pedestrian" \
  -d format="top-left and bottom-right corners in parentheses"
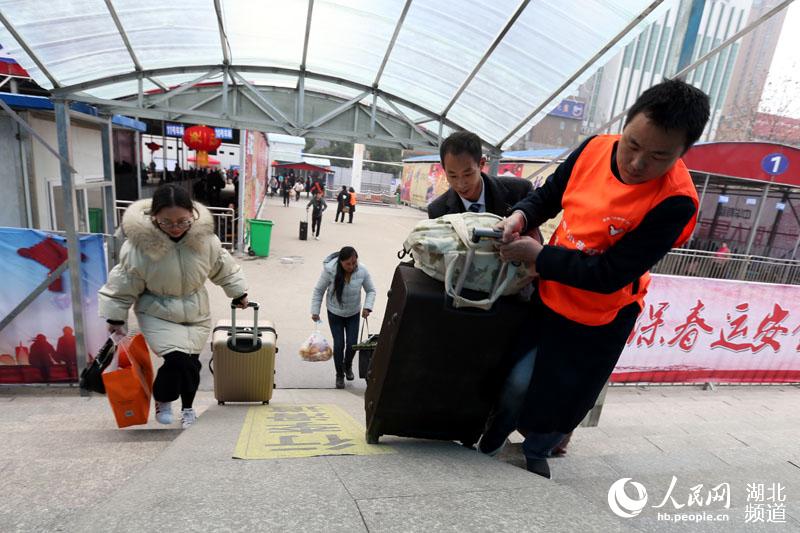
top-left (281, 179), bottom-right (291, 207)
top-left (335, 186), bottom-right (349, 223)
top-left (306, 191), bottom-right (328, 240)
top-left (294, 180), bottom-right (305, 202)
top-left (348, 187), bottom-right (357, 223)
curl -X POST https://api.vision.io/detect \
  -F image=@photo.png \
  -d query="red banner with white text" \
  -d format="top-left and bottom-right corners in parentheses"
top-left (613, 275), bottom-right (800, 383)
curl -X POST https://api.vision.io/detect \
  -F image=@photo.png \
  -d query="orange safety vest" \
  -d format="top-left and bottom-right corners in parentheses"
top-left (538, 135), bottom-right (698, 326)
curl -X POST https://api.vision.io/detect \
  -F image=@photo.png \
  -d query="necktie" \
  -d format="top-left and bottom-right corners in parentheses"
top-left (468, 203), bottom-right (482, 213)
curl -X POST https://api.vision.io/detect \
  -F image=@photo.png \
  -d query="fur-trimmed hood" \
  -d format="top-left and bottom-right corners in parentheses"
top-left (121, 199), bottom-right (215, 261)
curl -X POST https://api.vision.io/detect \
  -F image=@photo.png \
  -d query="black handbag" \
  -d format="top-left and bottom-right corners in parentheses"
top-left (79, 338), bottom-right (116, 394)
top-left (351, 318), bottom-right (379, 380)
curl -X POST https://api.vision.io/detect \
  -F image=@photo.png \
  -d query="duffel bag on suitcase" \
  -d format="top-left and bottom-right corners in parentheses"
top-left (365, 263), bottom-right (532, 446)
top-left (211, 302), bottom-right (278, 405)
top-left (403, 212), bottom-right (534, 310)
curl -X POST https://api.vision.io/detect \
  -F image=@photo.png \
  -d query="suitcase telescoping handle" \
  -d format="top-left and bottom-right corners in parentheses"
top-left (230, 301), bottom-right (260, 347)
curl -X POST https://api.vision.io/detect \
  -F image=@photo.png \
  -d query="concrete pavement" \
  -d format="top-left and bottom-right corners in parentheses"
top-left (2, 197), bottom-right (800, 532)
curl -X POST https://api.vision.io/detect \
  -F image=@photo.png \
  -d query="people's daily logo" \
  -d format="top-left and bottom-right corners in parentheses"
top-left (608, 478), bottom-right (649, 518)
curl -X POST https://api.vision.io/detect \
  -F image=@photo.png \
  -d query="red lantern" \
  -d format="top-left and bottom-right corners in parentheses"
top-left (182, 125), bottom-right (222, 168)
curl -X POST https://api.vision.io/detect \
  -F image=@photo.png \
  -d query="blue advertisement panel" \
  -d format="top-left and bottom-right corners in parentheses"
top-left (0, 228), bottom-right (108, 384)
top-left (549, 99), bottom-right (585, 120)
top-left (165, 123), bottom-right (234, 140)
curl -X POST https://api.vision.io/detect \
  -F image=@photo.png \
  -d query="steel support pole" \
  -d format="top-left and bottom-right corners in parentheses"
top-left (162, 120), bottom-right (167, 183)
top-left (100, 120), bottom-right (116, 234)
top-left (790, 232), bottom-right (800, 261)
top-left (54, 101), bottom-right (88, 391)
top-left (237, 132), bottom-right (246, 254)
top-left (688, 173), bottom-right (710, 244)
top-left (744, 184), bottom-right (771, 256)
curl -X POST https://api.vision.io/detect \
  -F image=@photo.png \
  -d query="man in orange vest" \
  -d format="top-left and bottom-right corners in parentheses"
top-left (479, 79), bottom-right (710, 478)
top-left (347, 187), bottom-right (357, 223)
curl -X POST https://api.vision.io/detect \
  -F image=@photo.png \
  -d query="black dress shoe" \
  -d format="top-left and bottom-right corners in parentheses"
top-left (335, 376), bottom-right (345, 389)
top-left (526, 458), bottom-right (551, 479)
top-left (345, 368), bottom-right (355, 381)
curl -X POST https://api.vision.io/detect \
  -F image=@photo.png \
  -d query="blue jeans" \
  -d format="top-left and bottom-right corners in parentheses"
top-left (480, 335), bottom-right (537, 455)
top-left (481, 332), bottom-right (565, 460)
top-left (327, 311), bottom-right (359, 377)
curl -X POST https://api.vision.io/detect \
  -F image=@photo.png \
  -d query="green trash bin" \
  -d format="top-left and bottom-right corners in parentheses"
top-left (88, 208), bottom-right (104, 234)
top-left (247, 219), bottom-right (274, 257)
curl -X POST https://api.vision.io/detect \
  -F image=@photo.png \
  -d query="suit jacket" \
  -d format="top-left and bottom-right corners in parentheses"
top-left (427, 173), bottom-right (533, 219)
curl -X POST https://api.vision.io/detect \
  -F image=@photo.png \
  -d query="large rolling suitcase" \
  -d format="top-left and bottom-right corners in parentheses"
top-left (365, 263), bottom-right (531, 446)
top-left (211, 302), bottom-right (278, 405)
top-left (299, 212), bottom-right (308, 241)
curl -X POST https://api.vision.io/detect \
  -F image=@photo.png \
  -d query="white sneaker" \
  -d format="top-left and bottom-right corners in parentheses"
top-left (314, 236), bottom-right (319, 240)
top-left (181, 408), bottom-right (197, 429)
top-left (155, 401), bottom-right (173, 425)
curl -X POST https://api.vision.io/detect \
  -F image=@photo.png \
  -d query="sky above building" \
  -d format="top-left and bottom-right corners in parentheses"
top-left (760, 1), bottom-right (800, 119)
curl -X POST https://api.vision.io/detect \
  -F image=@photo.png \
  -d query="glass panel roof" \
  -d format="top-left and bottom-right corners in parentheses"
top-left (223, 0), bottom-right (306, 69)
top-left (305, 0), bottom-right (405, 88)
top-left (0, 0), bottom-right (662, 147)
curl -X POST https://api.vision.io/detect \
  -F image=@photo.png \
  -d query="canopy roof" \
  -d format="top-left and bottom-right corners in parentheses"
top-left (272, 161), bottom-right (330, 173)
top-left (0, 0), bottom-right (666, 149)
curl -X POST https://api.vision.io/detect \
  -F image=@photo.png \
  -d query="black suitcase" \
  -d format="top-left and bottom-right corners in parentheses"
top-left (299, 213), bottom-right (308, 240)
top-left (365, 263), bottom-right (532, 447)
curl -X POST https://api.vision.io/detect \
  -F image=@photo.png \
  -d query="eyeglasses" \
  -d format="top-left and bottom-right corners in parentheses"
top-left (155, 218), bottom-right (193, 229)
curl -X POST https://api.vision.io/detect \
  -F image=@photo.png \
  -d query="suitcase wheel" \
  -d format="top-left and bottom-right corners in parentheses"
top-left (262, 400), bottom-right (269, 405)
top-left (218, 401), bottom-right (225, 405)
top-left (366, 430), bottom-right (380, 445)
top-left (247, 247), bottom-right (255, 257)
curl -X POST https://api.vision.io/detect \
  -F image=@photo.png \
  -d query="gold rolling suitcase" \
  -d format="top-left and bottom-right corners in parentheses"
top-left (211, 302), bottom-right (277, 405)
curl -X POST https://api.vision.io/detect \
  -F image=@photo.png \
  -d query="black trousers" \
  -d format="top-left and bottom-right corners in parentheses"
top-left (518, 299), bottom-right (639, 434)
top-left (282, 191), bottom-right (290, 206)
top-left (348, 206), bottom-right (354, 223)
top-left (311, 215), bottom-right (322, 237)
top-left (153, 351), bottom-right (201, 409)
top-left (335, 207), bottom-right (346, 222)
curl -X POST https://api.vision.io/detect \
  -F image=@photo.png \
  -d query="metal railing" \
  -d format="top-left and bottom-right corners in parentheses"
top-left (652, 248), bottom-right (800, 286)
top-left (115, 201), bottom-right (236, 250)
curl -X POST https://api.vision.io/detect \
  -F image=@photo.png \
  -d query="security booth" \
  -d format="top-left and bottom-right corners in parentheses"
top-left (0, 92), bottom-right (146, 234)
top-left (683, 142), bottom-right (800, 259)
top-left (652, 142), bottom-right (800, 285)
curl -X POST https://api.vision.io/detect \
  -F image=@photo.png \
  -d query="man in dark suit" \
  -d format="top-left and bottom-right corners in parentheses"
top-left (427, 131), bottom-right (532, 219)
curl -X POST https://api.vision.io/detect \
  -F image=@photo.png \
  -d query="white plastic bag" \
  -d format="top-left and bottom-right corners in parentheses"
top-left (299, 322), bottom-right (333, 362)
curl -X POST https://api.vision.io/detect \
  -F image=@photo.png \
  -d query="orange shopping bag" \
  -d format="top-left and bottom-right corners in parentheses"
top-left (102, 334), bottom-right (154, 428)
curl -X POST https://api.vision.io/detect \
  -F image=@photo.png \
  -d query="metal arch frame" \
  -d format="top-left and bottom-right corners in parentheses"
top-left (72, 80), bottom-right (440, 151)
top-left (496, 0), bottom-right (666, 148)
top-left (522, 0), bottom-right (798, 185)
top-left (103, 0), bottom-right (141, 72)
top-left (50, 64), bottom-right (474, 147)
top-left (297, 0), bottom-right (315, 123)
top-left (373, 0), bottom-right (413, 88)
top-left (440, 0), bottom-right (531, 117)
top-left (0, 11), bottom-right (60, 88)
top-left (213, 0), bottom-right (232, 65)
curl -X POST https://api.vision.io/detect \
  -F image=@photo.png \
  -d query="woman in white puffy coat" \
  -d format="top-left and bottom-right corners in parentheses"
top-left (98, 185), bottom-right (248, 428)
top-left (310, 246), bottom-right (376, 389)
